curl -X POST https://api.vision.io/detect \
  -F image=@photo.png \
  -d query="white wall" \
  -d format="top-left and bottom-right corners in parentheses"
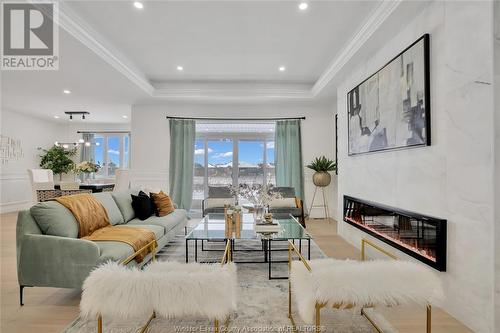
top-left (0, 110), bottom-right (60, 212)
top-left (130, 102), bottom-right (337, 217)
top-left (336, 2), bottom-right (494, 332)
top-left (494, 1), bottom-right (500, 330)
top-left (0, 110), bottom-right (131, 213)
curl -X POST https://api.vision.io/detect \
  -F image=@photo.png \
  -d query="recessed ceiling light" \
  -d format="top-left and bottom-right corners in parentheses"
top-left (63, 89), bottom-right (71, 94)
top-left (279, 66), bottom-right (286, 72)
top-left (177, 65), bottom-right (184, 71)
top-left (54, 115), bottom-right (60, 119)
top-left (133, 1), bottom-right (143, 9)
top-left (298, 2), bottom-right (308, 10)
top-left (78, 139), bottom-right (85, 143)
top-left (122, 115), bottom-right (128, 119)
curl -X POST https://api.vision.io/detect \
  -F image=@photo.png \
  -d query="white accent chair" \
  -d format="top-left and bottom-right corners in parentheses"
top-left (80, 243), bottom-right (237, 333)
top-left (288, 239), bottom-right (443, 333)
top-left (27, 169), bottom-right (55, 202)
top-left (113, 169), bottom-right (130, 192)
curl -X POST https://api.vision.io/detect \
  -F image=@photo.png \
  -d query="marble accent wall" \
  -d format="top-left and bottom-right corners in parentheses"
top-left (336, 2), bottom-right (495, 332)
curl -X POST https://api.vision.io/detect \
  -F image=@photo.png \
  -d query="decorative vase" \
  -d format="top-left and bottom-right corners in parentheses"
top-left (83, 172), bottom-right (94, 184)
top-left (253, 205), bottom-right (265, 223)
top-left (313, 171), bottom-right (331, 187)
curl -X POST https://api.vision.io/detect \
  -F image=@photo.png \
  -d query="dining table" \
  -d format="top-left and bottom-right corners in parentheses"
top-left (54, 183), bottom-right (115, 193)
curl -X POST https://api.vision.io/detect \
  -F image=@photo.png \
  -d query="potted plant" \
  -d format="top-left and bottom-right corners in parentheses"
top-left (306, 156), bottom-right (337, 187)
top-left (39, 145), bottom-right (77, 181)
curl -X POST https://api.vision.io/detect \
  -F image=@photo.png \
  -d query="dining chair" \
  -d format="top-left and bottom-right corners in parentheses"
top-left (114, 169), bottom-right (130, 192)
top-left (27, 169), bottom-right (55, 202)
top-left (59, 182), bottom-right (80, 190)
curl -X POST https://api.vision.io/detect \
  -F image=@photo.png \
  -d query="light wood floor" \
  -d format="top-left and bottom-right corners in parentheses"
top-left (1, 213), bottom-right (472, 332)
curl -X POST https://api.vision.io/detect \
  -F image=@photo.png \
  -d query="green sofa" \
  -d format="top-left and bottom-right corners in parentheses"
top-left (16, 191), bottom-right (188, 305)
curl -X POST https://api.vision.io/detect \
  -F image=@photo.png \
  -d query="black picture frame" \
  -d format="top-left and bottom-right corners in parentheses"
top-left (347, 34), bottom-right (431, 156)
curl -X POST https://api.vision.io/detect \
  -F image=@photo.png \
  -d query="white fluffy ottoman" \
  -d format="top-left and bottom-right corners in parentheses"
top-left (291, 258), bottom-right (443, 323)
top-left (80, 261), bottom-right (237, 332)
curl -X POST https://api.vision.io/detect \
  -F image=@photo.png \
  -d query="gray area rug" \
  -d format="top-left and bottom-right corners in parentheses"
top-left (63, 235), bottom-right (379, 333)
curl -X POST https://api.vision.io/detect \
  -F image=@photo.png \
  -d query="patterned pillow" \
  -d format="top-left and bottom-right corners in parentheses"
top-left (150, 191), bottom-right (175, 217)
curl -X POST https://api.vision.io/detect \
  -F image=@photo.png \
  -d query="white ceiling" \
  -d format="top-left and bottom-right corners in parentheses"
top-left (1, 0), bottom-right (429, 123)
top-left (1, 29), bottom-right (148, 123)
top-left (66, 1), bottom-right (378, 83)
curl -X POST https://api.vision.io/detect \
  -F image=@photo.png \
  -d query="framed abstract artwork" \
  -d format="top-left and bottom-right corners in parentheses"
top-left (347, 34), bottom-right (430, 155)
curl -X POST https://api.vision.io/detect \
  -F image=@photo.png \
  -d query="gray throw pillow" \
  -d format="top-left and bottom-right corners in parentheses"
top-left (30, 201), bottom-right (79, 238)
top-left (93, 192), bottom-right (124, 225)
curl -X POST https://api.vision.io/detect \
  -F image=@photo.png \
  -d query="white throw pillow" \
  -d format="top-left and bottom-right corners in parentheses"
top-left (269, 198), bottom-right (297, 208)
top-left (205, 198), bottom-right (235, 209)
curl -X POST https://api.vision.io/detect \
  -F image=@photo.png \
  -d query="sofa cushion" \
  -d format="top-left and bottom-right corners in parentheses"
top-left (30, 201), bottom-right (79, 238)
top-left (268, 207), bottom-right (303, 217)
top-left (119, 224), bottom-right (165, 240)
top-left (203, 207), bottom-right (225, 215)
top-left (93, 192), bottom-right (124, 225)
top-left (205, 198), bottom-right (235, 209)
top-left (92, 224), bottom-right (164, 265)
top-left (111, 191), bottom-right (135, 222)
top-left (126, 209), bottom-right (187, 234)
top-left (94, 241), bottom-right (134, 264)
top-left (269, 197), bottom-right (297, 208)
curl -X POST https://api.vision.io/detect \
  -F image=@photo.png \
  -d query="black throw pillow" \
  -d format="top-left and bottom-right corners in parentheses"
top-left (131, 191), bottom-right (155, 220)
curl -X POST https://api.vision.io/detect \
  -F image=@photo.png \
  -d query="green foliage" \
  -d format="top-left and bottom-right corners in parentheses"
top-left (39, 145), bottom-right (77, 175)
top-left (306, 156), bottom-right (337, 172)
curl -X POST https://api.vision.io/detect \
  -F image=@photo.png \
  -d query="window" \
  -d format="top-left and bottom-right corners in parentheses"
top-left (91, 133), bottom-right (130, 178)
top-left (192, 122), bottom-right (275, 211)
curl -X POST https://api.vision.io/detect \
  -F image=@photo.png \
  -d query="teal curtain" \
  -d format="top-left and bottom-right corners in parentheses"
top-left (275, 120), bottom-right (304, 200)
top-left (169, 119), bottom-right (196, 210)
top-left (80, 133), bottom-right (94, 162)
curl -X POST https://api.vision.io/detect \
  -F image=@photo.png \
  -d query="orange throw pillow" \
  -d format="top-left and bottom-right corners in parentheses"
top-left (150, 191), bottom-right (175, 217)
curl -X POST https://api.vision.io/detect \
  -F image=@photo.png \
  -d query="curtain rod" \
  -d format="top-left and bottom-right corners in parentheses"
top-left (77, 131), bottom-right (131, 134)
top-left (165, 116), bottom-right (305, 121)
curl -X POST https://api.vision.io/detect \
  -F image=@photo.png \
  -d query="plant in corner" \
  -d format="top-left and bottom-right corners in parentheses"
top-left (39, 145), bottom-right (77, 180)
top-left (306, 156), bottom-right (337, 187)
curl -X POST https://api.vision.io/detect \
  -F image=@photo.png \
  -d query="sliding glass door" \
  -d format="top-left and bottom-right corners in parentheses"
top-left (193, 137), bottom-right (275, 200)
top-left (208, 139), bottom-right (234, 187)
top-left (238, 140), bottom-right (264, 186)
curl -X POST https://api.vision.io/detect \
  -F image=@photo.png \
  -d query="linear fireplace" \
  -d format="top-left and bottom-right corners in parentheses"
top-left (344, 196), bottom-right (446, 271)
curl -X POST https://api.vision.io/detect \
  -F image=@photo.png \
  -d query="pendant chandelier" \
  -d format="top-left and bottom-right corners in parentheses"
top-left (54, 111), bottom-right (99, 149)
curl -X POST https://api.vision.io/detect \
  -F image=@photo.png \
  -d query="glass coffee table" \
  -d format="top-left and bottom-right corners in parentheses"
top-left (185, 213), bottom-right (311, 279)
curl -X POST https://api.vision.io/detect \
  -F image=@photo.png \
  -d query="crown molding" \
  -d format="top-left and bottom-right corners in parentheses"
top-left (55, 1), bottom-right (402, 101)
top-left (58, 2), bottom-right (154, 95)
top-left (153, 87), bottom-right (314, 101)
top-left (311, 0), bottom-right (402, 96)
